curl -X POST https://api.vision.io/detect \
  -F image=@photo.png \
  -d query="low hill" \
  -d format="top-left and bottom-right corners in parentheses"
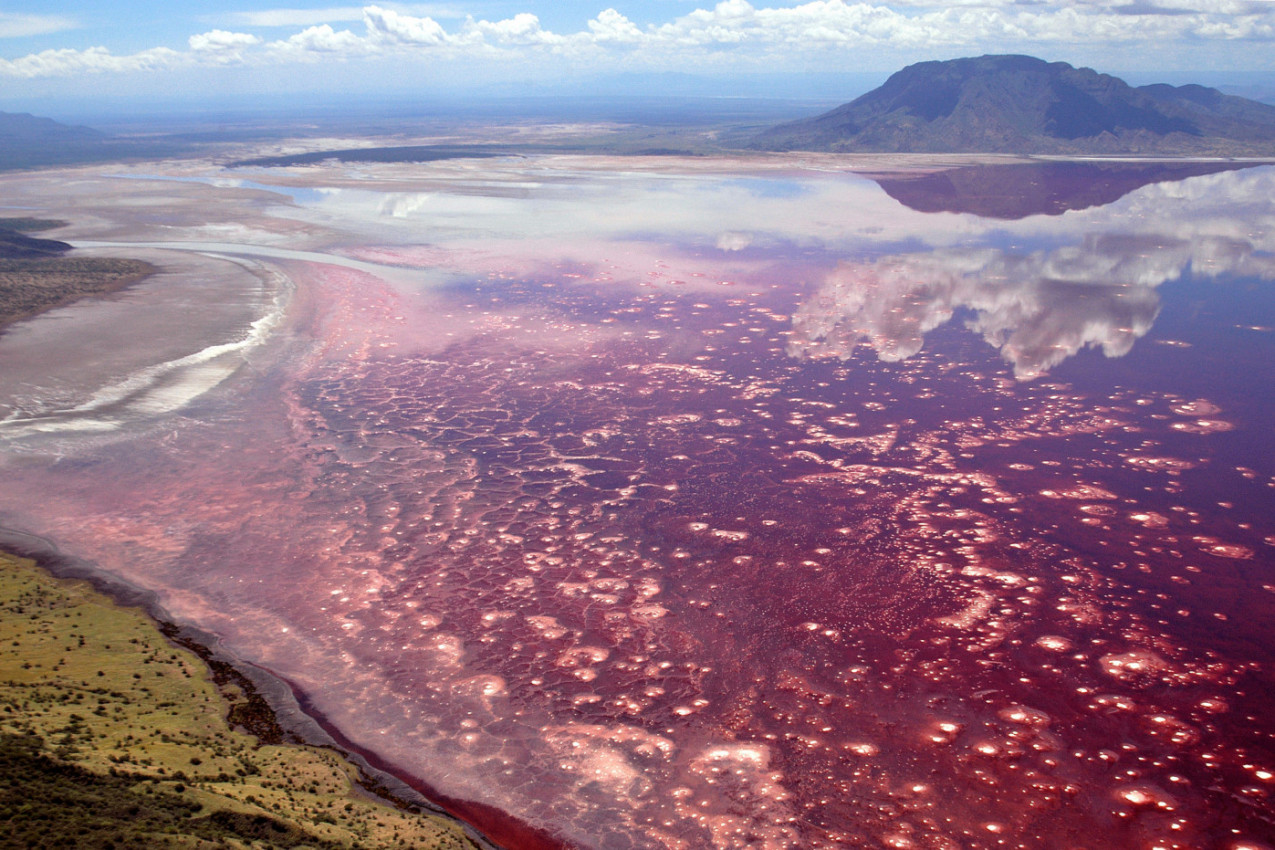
top-left (754, 55), bottom-right (1275, 155)
top-left (0, 217), bottom-right (72, 259)
top-left (0, 112), bottom-right (195, 170)
top-left (0, 111), bottom-right (115, 169)
top-left (0, 111), bottom-right (104, 145)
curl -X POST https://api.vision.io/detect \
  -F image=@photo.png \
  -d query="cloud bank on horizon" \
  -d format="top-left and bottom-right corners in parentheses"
top-left (2, 1), bottom-right (1273, 95)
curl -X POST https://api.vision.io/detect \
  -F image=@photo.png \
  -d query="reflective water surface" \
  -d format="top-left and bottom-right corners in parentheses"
top-left (1, 157), bottom-right (1274, 849)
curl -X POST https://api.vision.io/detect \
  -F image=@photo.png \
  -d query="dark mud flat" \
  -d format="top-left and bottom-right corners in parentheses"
top-left (0, 526), bottom-right (499, 850)
top-left (232, 145), bottom-right (515, 168)
top-left (231, 141), bottom-right (700, 169)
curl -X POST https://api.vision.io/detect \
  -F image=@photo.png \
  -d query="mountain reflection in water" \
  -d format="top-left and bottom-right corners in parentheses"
top-left (0, 158), bottom-right (1273, 850)
top-left (871, 160), bottom-right (1261, 219)
top-left (795, 164), bottom-right (1275, 378)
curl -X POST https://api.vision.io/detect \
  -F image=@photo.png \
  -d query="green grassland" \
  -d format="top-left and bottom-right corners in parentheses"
top-left (0, 550), bottom-right (481, 850)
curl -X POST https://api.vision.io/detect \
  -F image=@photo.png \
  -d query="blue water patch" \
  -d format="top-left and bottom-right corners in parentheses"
top-left (233, 181), bottom-right (326, 204)
top-left (108, 173), bottom-right (325, 205)
top-left (722, 177), bottom-right (810, 198)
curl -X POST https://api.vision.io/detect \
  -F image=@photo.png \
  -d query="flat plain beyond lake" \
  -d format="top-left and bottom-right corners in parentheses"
top-left (1, 148), bottom-right (1274, 850)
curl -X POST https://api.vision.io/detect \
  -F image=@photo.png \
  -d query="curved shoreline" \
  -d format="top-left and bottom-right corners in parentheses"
top-left (289, 687), bottom-right (576, 850)
top-left (0, 237), bottom-right (571, 848)
top-left (0, 524), bottom-right (508, 850)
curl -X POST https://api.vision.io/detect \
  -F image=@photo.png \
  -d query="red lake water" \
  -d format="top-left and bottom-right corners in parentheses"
top-left (1, 157), bottom-right (1273, 849)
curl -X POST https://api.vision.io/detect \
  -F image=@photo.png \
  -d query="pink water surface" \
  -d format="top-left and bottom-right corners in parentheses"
top-left (2, 166), bottom-right (1274, 849)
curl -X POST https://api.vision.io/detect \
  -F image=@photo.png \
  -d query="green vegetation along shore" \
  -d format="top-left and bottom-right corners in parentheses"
top-left (0, 218), bottom-right (154, 332)
top-left (0, 549), bottom-right (482, 850)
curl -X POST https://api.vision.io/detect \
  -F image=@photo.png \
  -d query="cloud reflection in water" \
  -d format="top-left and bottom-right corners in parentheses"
top-left (4, 156), bottom-right (1275, 849)
top-left (790, 169), bottom-right (1275, 379)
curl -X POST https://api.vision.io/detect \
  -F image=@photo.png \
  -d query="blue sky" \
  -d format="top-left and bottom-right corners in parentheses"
top-left (3, 1), bottom-right (1275, 110)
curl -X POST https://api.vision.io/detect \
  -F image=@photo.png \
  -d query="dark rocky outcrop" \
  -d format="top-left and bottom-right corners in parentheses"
top-left (0, 219), bottom-right (71, 260)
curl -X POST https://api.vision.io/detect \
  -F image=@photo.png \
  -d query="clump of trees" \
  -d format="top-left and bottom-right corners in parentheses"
top-left (0, 730), bottom-right (344, 848)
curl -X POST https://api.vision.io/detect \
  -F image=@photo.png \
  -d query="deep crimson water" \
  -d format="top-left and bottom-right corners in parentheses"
top-left (2, 160), bottom-right (1274, 849)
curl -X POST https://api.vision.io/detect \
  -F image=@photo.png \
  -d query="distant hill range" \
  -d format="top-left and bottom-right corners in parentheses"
top-left (755, 55), bottom-right (1275, 155)
top-left (0, 111), bottom-right (112, 169)
top-left (0, 111), bottom-right (191, 171)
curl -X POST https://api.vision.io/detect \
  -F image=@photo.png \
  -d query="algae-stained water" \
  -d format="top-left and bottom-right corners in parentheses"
top-left (1, 157), bottom-right (1274, 849)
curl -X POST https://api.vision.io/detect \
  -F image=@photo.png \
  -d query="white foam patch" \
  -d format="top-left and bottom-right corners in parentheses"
top-left (0, 258), bottom-right (288, 439)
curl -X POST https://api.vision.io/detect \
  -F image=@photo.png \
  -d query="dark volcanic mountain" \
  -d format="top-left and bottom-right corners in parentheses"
top-left (755, 55), bottom-right (1275, 155)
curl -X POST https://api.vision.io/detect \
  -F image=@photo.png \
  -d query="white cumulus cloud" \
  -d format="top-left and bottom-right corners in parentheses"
top-left (587, 9), bottom-right (643, 44)
top-left (0, 46), bottom-right (182, 78)
top-left (3, 1), bottom-right (1275, 80)
top-left (465, 13), bottom-right (564, 47)
top-left (363, 5), bottom-right (451, 45)
top-left (189, 29), bottom-right (262, 51)
top-left (268, 23), bottom-right (367, 55)
top-left (189, 29), bottom-right (263, 65)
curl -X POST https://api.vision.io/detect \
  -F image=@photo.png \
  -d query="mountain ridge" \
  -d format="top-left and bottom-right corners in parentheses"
top-left (0, 110), bottom-right (114, 170)
top-left (754, 55), bottom-right (1275, 155)
top-left (0, 111), bottom-right (191, 170)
